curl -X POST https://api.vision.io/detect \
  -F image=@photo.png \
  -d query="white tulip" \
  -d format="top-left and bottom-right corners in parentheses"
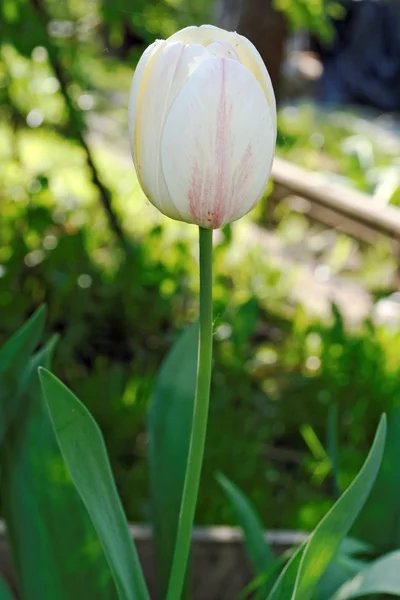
top-left (128, 24), bottom-right (276, 229)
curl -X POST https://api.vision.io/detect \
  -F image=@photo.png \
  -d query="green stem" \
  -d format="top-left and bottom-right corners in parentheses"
top-left (166, 227), bottom-right (213, 600)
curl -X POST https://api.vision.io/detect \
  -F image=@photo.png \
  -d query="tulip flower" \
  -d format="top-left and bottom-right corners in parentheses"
top-left (129, 24), bottom-right (276, 229)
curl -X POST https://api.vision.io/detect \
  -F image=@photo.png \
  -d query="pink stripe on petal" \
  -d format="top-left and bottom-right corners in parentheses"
top-left (188, 61), bottom-right (236, 228)
top-left (187, 63), bottom-right (256, 227)
top-left (162, 57), bottom-right (275, 228)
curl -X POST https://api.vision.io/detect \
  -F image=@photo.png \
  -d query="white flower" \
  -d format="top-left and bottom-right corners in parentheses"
top-left (129, 24), bottom-right (276, 229)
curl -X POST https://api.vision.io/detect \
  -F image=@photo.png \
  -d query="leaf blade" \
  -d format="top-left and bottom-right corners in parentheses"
top-left (294, 415), bottom-right (386, 600)
top-left (353, 406), bottom-right (400, 552)
top-left (267, 544), bottom-right (306, 600)
top-left (39, 368), bottom-right (149, 600)
top-left (0, 306), bottom-right (46, 373)
top-left (333, 550), bottom-right (400, 600)
top-left (148, 323), bottom-right (198, 598)
top-left (2, 338), bottom-right (116, 600)
top-left (268, 416), bottom-right (386, 600)
top-left (217, 473), bottom-right (275, 580)
top-left (0, 306), bottom-right (46, 445)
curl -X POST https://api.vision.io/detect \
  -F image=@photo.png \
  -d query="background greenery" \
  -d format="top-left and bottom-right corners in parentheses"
top-left (1, 0), bottom-right (400, 532)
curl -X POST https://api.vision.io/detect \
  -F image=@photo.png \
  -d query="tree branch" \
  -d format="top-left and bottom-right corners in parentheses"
top-left (30, 0), bottom-right (130, 254)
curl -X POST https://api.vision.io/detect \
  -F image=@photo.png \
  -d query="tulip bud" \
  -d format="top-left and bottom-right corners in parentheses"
top-left (129, 24), bottom-right (276, 229)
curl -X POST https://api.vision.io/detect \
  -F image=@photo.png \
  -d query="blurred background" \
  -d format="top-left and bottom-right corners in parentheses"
top-left (1, 0), bottom-right (400, 532)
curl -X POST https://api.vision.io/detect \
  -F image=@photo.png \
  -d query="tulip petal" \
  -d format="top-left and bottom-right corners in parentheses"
top-left (167, 26), bottom-right (276, 132)
top-left (207, 40), bottom-right (240, 61)
top-left (128, 40), bottom-right (162, 164)
top-left (235, 33), bottom-right (277, 134)
top-left (134, 41), bottom-right (209, 218)
top-left (161, 57), bottom-right (275, 229)
top-left (167, 24), bottom-right (222, 46)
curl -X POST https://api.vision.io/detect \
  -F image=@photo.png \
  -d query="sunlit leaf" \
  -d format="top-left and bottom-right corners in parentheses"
top-left (268, 416), bottom-right (386, 600)
top-left (267, 544), bottom-right (305, 600)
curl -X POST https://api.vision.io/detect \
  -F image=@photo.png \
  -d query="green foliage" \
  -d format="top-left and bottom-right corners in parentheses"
top-left (238, 538), bottom-right (369, 600)
top-left (0, 306), bottom-right (46, 446)
top-left (268, 544), bottom-right (306, 600)
top-left (270, 304), bottom-right (400, 528)
top-left (2, 1), bottom-right (400, 598)
top-left (148, 323), bottom-right (198, 599)
top-left (268, 416), bottom-right (386, 600)
top-left (353, 406), bottom-right (400, 553)
top-left (217, 477), bottom-right (373, 600)
top-left (1, 0), bottom-right (400, 541)
top-left (278, 104), bottom-right (400, 204)
top-left (0, 310), bottom-right (397, 600)
top-left (221, 415), bottom-right (400, 600)
top-left (273, 0), bottom-right (340, 42)
top-left (100, 0), bottom-right (213, 46)
top-left (217, 473), bottom-right (275, 597)
top-left (1, 337), bottom-right (116, 600)
top-left (314, 541), bottom-right (368, 600)
top-left (0, 306), bottom-right (45, 375)
top-left (333, 550), bottom-right (400, 600)
top-left (295, 416), bottom-right (385, 599)
top-left (1, 117), bottom-right (399, 531)
top-left (40, 368), bottom-right (149, 600)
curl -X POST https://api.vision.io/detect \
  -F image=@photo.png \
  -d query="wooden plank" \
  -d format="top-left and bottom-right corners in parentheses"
top-left (272, 157), bottom-right (400, 240)
top-left (268, 192), bottom-right (381, 245)
top-left (286, 196), bottom-right (380, 244)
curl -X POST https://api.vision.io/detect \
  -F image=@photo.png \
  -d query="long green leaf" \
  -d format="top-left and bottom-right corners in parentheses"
top-left (148, 323), bottom-right (198, 599)
top-left (315, 551), bottom-right (367, 600)
top-left (0, 306), bottom-right (46, 372)
top-left (235, 554), bottom-right (288, 600)
top-left (268, 544), bottom-right (306, 600)
top-left (333, 550), bottom-right (400, 600)
top-left (315, 535), bottom-right (372, 600)
top-left (216, 472), bottom-right (275, 596)
top-left (271, 536), bottom-right (370, 600)
top-left (338, 538), bottom-right (372, 557)
top-left (39, 368), bottom-right (149, 600)
top-left (0, 306), bottom-right (46, 445)
top-left (2, 339), bottom-right (116, 600)
top-left (268, 415), bottom-right (386, 600)
top-left (313, 537), bottom-right (373, 600)
top-left (294, 415), bottom-right (386, 600)
top-left (353, 406), bottom-right (400, 552)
